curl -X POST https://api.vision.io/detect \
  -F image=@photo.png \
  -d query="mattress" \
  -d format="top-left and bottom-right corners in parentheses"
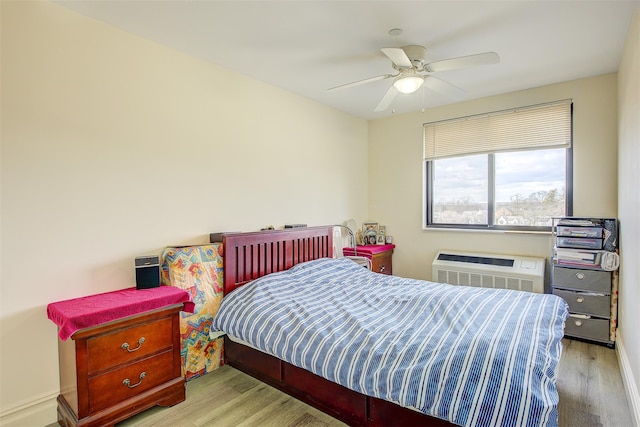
top-left (226, 333), bottom-right (260, 350)
top-left (212, 257), bottom-right (569, 427)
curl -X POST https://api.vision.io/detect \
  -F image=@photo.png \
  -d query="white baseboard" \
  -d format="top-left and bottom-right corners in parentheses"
top-left (0, 391), bottom-right (58, 427)
top-left (617, 331), bottom-right (640, 427)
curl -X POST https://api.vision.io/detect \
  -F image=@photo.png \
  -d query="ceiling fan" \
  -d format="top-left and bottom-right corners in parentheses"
top-left (328, 45), bottom-right (500, 112)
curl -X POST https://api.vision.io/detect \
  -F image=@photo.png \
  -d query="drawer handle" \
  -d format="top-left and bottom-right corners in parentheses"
top-left (576, 296), bottom-right (584, 303)
top-left (121, 337), bottom-right (145, 352)
top-left (575, 272), bottom-right (585, 280)
top-left (379, 265), bottom-right (385, 272)
top-left (574, 320), bottom-right (583, 327)
top-left (123, 372), bottom-right (146, 388)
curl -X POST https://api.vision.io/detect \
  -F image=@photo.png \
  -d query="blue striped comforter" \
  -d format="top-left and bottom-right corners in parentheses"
top-left (212, 257), bottom-right (569, 427)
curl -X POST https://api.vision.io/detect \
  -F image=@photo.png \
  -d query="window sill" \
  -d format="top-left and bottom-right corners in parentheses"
top-left (423, 226), bottom-right (552, 235)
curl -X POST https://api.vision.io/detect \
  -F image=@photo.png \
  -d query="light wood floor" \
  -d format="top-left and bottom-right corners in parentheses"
top-left (114, 339), bottom-right (632, 427)
top-left (556, 339), bottom-right (632, 427)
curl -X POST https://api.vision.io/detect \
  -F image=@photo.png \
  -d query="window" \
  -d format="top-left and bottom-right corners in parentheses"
top-left (424, 101), bottom-right (572, 231)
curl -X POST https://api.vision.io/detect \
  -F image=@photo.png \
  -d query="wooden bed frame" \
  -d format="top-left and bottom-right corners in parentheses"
top-left (218, 226), bottom-right (454, 427)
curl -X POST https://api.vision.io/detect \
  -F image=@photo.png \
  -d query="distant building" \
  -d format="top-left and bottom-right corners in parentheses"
top-left (497, 215), bottom-right (526, 225)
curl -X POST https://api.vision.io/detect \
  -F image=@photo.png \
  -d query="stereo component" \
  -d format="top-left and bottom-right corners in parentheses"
top-left (135, 256), bottom-right (160, 289)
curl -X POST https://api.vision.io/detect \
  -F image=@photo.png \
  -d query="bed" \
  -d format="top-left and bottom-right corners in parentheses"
top-left (212, 226), bottom-right (569, 427)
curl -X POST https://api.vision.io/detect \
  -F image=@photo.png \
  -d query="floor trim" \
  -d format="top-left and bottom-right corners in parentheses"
top-left (0, 391), bottom-right (58, 427)
top-left (616, 330), bottom-right (640, 427)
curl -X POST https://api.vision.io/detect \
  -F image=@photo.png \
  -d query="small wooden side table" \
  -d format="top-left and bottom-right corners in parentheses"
top-left (343, 244), bottom-right (395, 275)
top-left (48, 287), bottom-right (193, 427)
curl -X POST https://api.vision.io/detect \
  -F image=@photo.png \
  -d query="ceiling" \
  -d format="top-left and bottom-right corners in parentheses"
top-left (54, 1), bottom-right (638, 120)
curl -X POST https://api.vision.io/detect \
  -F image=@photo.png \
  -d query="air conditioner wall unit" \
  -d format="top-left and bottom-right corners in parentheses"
top-left (432, 250), bottom-right (545, 294)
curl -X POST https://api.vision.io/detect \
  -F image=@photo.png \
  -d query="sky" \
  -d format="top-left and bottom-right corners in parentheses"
top-left (433, 148), bottom-right (566, 204)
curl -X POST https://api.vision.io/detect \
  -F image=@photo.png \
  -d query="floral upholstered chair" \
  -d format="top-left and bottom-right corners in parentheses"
top-left (161, 244), bottom-right (224, 381)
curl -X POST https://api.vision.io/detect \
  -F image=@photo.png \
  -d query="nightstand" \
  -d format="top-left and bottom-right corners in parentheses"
top-left (48, 287), bottom-right (193, 427)
top-left (343, 244), bottom-right (395, 275)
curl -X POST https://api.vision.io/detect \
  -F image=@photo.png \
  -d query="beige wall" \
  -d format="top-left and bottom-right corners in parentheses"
top-left (2, 1), bottom-right (638, 426)
top-left (0, 2), bottom-right (368, 424)
top-left (617, 7), bottom-right (640, 425)
top-left (369, 74), bottom-right (619, 281)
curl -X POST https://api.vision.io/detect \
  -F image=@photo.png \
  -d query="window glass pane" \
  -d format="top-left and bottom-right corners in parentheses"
top-left (432, 154), bottom-right (488, 225)
top-left (495, 148), bottom-right (566, 227)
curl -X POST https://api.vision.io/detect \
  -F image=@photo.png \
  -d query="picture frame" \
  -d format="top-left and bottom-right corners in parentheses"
top-left (362, 222), bottom-right (378, 245)
top-left (377, 225), bottom-right (386, 244)
top-left (362, 222), bottom-right (378, 234)
top-left (365, 232), bottom-right (377, 245)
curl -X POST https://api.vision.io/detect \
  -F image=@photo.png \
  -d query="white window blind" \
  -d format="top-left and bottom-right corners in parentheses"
top-left (424, 100), bottom-right (572, 161)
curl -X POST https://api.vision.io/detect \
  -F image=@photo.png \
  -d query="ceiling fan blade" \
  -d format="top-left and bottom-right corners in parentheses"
top-left (327, 74), bottom-right (394, 91)
top-left (422, 76), bottom-right (467, 100)
top-left (374, 86), bottom-right (398, 112)
top-left (424, 52), bottom-right (500, 73)
top-left (381, 48), bottom-right (413, 68)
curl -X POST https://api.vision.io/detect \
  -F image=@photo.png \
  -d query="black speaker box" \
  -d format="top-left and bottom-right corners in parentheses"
top-left (135, 256), bottom-right (160, 289)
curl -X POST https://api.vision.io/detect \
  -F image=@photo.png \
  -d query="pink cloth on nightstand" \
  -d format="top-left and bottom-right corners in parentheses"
top-left (343, 244), bottom-right (395, 257)
top-left (47, 286), bottom-right (195, 341)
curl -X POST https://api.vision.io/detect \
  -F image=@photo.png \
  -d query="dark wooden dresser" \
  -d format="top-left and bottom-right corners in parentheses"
top-left (48, 287), bottom-right (193, 426)
top-left (343, 244), bottom-right (395, 275)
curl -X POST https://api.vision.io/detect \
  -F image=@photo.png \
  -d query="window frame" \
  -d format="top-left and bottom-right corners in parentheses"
top-left (424, 103), bottom-right (574, 232)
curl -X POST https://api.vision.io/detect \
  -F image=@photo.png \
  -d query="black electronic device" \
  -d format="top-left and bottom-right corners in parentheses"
top-left (135, 255), bottom-right (160, 289)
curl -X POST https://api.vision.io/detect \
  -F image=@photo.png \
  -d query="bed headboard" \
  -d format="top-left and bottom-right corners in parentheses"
top-left (220, 226), bottom-right (334, 294)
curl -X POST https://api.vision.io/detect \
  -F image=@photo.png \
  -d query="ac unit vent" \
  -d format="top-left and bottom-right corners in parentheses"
top-left (432, 250), bottom-right (545, 294)
top-left (436, 253), bottom-right (514, 267)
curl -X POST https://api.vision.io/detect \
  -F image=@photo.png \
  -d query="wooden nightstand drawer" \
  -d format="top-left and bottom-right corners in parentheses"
top-left (552, 266), bottom-right (611, 292)
top-left (371, 251), bottom-right (392, 275)
top-left (87, 316), bottom-right (173, 374)
top-left (552, 289), bottom-right (610, 318)
top-left (88, 350), bottom-right (175, 413)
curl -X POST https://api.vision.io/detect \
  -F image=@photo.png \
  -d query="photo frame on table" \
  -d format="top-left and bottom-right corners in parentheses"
top-left (361, 223), bottom-right (388, 245)
top-left (362, 222), bottom-right (378, 233)
top-left (362, 222), bottom-right (378, 245)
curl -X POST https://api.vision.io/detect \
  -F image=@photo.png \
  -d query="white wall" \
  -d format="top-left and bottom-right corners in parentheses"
top-left (0, 2), bottom-right (368, 425)
top-left (617, 7), bottom-right (640, 425)
top-left (368, 74), bottom-right (619, 281)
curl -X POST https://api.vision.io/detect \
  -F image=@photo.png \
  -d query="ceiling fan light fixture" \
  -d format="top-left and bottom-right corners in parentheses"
top-left (393, 73), bottom-right (424, 94)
